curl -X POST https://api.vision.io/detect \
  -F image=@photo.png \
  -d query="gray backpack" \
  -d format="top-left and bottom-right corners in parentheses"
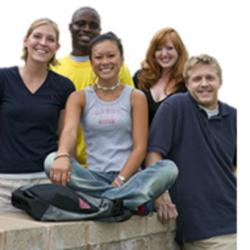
top-left (11, 183), bottom-right (132, 222)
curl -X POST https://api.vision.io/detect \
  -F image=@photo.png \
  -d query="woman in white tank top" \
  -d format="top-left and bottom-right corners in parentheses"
top-left (44, 32), bottom-right (178, 214)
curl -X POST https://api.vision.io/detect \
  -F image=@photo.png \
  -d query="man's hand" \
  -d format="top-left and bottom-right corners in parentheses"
top-left (155, 195), bottom-right (178, 224)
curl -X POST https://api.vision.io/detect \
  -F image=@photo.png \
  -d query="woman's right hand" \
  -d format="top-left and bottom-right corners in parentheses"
top-left (49, 157), bottom-right (71, 185)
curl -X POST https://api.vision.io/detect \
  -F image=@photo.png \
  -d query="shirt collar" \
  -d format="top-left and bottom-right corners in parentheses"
top-left (70, 55), bottom-right (89, 62)
top-left (187, 92), bottom-right (231, 118)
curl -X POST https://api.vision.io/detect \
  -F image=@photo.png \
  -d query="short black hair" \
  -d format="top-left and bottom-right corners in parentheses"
top-left (89, 32), bottom-right (124, 59)
top-left (71, 6), bottom-right (101, 23)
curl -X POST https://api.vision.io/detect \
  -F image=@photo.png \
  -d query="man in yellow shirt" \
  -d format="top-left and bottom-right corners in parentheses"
top-left (52, 7), bottom-right (134, 165)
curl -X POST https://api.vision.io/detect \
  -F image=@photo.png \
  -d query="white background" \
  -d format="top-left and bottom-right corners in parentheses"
top-left (1, 0), bottom-right (249, 247)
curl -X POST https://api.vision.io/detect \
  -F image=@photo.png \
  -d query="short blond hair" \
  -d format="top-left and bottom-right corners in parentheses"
top-left (21, 18), bottom-right (60, 66)
top-left (183, 54), bottom-right (222, 82)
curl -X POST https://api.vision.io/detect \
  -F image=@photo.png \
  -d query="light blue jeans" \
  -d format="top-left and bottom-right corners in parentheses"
top-left (44, 152), bottom-right (178, 211)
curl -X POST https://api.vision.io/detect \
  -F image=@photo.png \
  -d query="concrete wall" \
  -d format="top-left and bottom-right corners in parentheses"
top-left (0, 212), bottom-right (179, 250)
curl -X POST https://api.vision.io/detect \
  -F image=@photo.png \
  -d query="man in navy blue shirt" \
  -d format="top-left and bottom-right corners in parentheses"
top-left (146, 54), bottom-right (236, 250)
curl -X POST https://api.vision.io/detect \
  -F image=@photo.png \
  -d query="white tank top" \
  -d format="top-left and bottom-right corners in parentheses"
top-left (81, 86), bottom-right (134, 172)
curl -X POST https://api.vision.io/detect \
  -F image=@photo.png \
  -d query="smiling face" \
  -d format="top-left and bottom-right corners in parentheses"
top-left (186, 63), bottom-right (222, 109)
top-left (154, 40), bottom-right (178, 71)
top-left (24, 24), bottom-right (59, 65)
top-left (90, 40), bottom-right (123, 83)
top-left (70, 8), bottom-right (101, 55)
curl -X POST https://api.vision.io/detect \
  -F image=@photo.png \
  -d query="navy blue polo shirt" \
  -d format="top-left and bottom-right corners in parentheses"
top-left (0, 67), bottom-right (75, 173)
top-left (148, 92), bottom-right (236, 244)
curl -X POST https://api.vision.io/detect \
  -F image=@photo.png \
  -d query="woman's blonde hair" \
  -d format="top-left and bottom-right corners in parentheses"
top-left (138, 27), bottom-right (188, 92)
top-left (21, 18), bottom-right (60, 66)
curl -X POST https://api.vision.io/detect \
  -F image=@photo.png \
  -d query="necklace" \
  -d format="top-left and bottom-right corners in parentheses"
top-left (95, 82), bottom-right (120, 91)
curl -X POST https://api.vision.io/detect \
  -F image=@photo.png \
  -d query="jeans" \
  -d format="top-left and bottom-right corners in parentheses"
top-left (44, 152), bottom-right (178, 211)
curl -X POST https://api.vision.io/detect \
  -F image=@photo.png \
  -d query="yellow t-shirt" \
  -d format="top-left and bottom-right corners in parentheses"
top-left (51, 55), bottom-right (134, 165)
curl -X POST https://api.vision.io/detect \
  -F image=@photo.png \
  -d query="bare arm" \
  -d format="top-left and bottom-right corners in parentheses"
top-left (114, 89), bottom-right (148, 185)
top-left (57, 91), bottom-right (84, 155)
top-left (49, 90), bottom-right (84, 185)
top-left (145, 152), bottom-right (178, 224)
top-left (145, 151), bottom-right (163, 167)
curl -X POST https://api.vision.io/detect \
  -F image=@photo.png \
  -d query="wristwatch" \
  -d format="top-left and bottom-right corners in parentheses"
top-left (118, 175), bottom-right (126, 183)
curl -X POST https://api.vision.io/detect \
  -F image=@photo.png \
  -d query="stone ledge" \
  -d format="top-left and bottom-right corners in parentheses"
top-left (0, 212), bottom-right (178, 250)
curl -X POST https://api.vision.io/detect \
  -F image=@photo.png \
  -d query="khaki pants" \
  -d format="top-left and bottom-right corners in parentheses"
top-left (182, 234), bottom-right (236, 250)
top-left (0, 174), bottom-right (50, 213)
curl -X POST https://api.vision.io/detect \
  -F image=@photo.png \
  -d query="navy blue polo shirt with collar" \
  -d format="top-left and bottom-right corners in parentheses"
top-left (148, 92), bottom-right (237, 244)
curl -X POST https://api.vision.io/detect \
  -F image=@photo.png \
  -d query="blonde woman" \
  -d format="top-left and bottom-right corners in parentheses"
top-left (0, 18), bottom-right (75, 212)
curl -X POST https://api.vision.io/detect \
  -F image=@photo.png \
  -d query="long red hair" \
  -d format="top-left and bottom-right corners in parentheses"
top-left (138, 28), bottom-right (188, 92)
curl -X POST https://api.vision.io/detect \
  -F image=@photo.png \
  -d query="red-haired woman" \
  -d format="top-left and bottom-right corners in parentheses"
top-left (134, 27), bottom-right (188, 125)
